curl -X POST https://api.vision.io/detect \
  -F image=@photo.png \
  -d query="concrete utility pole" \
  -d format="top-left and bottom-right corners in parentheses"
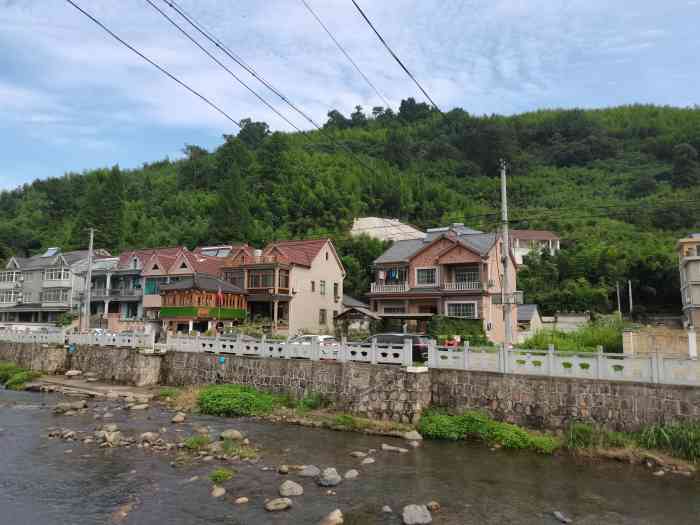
top-left (82, 228), bottom-right (95, 332)
top-left (500, 159), bottom-right (513, 348)
top-left (616, 282), bottom-right (622, 316)
top-left (628, 279), bottom-right (633, 316)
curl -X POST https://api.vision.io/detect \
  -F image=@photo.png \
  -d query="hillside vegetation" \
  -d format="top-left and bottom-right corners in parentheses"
top-left (2, 100), bottom-right (699, 313)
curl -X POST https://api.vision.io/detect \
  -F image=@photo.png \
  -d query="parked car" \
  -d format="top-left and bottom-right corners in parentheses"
top-left (362, 333), bottom-right (432, 362)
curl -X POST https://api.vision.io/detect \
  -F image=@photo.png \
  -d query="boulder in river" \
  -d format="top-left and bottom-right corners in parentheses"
top-left (403, 430), bottom-right (423, 441)
top-left (426, 501), bottom-right (440, 512)
top-left (402, 504), bottom-right (432, 524)
top-left (65, 370), bottom-right (82, 378)
top-left (317, 468), bottom-right (342, 487)
top-left (211, 486), bottom-right (226, 498)
top-left (279, 480), bottom-right (304, 497)
top-left (171, 413), bottom-right (186, 424)
top-left (54, 401), bottom-right (87, 414)
top-left (349, 451), bottom-right (367, 458)
top-left (382, 443), bottom-right (409, 453)
top-left (382, 505), bottom-right (393, 513)
top-left (128, 403), bottom-right (149, 411)
top-left (140, 432), bottom-right (160, 444)
top-left (361, 457), bottom-right (376, 465)
top-left (319, 509), bottom-right (344, 525)
top-left (220, 429), bottom-right (244, 441)
top-left (299, 465), bottom-right (321, 477)
top-left (344, 469), bottom-right (359, 480)
top-left (234, 497), bottom-right (249, 505)
top-left (265, 498), bottom-right (292, 511)
top-left (102, 423), bottom-right (119, 433)
top-left (553, 511), bottom-right (573, 524)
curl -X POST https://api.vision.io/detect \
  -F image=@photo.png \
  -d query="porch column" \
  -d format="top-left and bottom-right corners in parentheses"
top-left (103, 300), bottom-right (110, 318)
top-left (106, 272), bottom-right (112, 292)
top-left (273, 299), bottom-right (279, 330)
top-left (188, 319), bottom-right (194, 333)
top-left (689, 328), bottom-right (698, 359)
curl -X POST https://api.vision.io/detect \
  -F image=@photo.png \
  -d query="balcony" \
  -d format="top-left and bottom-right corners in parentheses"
top-left (110, 288), bottom-right (143, 299)
top-left (371, 282), bottom-right (408, 293)
top-left (442, 281), bottom-right (482, 291)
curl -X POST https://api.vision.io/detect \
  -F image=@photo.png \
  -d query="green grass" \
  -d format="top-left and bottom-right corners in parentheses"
top-left (295, 393), bottom-right (328, 413)
top-left (637, 423), bottom-right (700, 462)
top-left (565, 422), bottom-right (634, 450)
top-left (519, 317), bottom-right (624, 353)
top-left (0, 362), bottom-right (39, 390)
top-left (209, 467), bottom-right (236, 484)
top-left (183, 435), bottom-right (211, 451)
top-left (158, 387), bottom-right (181, 400)
top-left (418, 410), bottom-right (560, 454)
top-left (220, 438), bottom-right (258, 459)
top-left (197, 384), bottom-right (284, 417)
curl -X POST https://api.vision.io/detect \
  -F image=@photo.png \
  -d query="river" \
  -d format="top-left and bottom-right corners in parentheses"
top-left (1, 389), bottom-right (698, 524)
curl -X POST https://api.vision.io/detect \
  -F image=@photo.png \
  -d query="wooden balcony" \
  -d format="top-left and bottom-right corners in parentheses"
top-left (371, 282), bottom-right (408, 293)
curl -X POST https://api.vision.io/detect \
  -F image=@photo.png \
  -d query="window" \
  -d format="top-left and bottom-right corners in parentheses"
top-left (382, 267), bottom-right (407, 284)
top-left (0, 290), bottom-right (20, 303)
top-left (145, 277), bottom-right (167, 295)
top-left (0, 271), bottom-right (20, 283)
top-left (152, 264), bottom-right (160, 270)
top-left (179, 262), bottom-right (188, 269)
top-left (383, 302), bottom-right (406, 314)
top-left (416, 267), bottom-right (437, 286)
top-left (333, 310), bottom-right (338, 319)
top-left (311, 280), bottom-right (316, 292)
top-left (131, 257), bottom-right (139, 270)
top-left (279, 269), bottom-right (290, 289)
top-left (447, 302), bottom-right (477, 319)
top-left (325, 252), bottom-right (329, 260)
top-left (320, 280), bottom-right (326, 295)
top-left (41, 288), bottom-right (69, 303)
top-left (455, 266), bottom-right (479, 283)
top-left (248, 270), bottom-right (274, 289)
top-left (44, 268), bottom-right (70, 281)
top-left (224, 270), bottom-right (245, 289)
top-left (319, 309), bottom-right (327, 325)
top-left (333, 282), bottom-right (339, 298)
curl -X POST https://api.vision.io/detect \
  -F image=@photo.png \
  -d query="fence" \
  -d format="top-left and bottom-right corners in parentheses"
top-left (0, 331), bottom-right (66, 345)
top-left (165, 334), bottom-right (413, 366)
top-left (428, 342), bottom-right (700, 386)
top-left (66, 332), bottom-right (155, 350)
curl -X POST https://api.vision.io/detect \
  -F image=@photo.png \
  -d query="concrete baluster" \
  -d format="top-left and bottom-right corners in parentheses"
top-left (462, 341), bottom-right (470, 370)
top-left (596, 346), bottom-right (604, 379)
top-left (403, 338), bottom-right (412, 367)
top-left (370, 338), bottom-right (378, 365)
top-left (312, 339), bottom-right (321, 361)
top-left (339, 336), bottom-right (348, 363)
top-left (547, 344), bottom-right (555, 376)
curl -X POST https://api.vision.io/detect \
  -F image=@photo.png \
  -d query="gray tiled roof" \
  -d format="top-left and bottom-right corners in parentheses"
top-left (8, 249), bottom-right (109, 271)
top-left (342, 295), bottom-right (368, 308)
top-left (517, 304), bottom-right (538, 322)
top-left (374, 228), bottom-right (496, 264)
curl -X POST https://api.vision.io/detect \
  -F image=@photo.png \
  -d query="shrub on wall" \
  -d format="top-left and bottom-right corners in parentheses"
top-left (426, 316), bottom-right (492, 346)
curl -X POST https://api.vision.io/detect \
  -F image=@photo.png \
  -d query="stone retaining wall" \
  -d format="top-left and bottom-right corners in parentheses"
top-left (3, 342), bottom-right (700, 431)
top-left (430, 369), bottom-right (700, 432)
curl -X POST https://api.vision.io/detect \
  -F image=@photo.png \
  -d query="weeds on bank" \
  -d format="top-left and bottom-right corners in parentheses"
top-left (157, 387), bottom-right (181, 400)
top-left (183, 435), bottom-right (211, 451)
top-left (418, 410), bottom-right (560, 454)
top-left (198, 385), bottom-right (283, 417)
top-left (209, 467), bottom-right (236, 484)
top-left (637, 423), bottom-right (700, 462)
top-left (0, 362), bottom-right (40, 390)
top-left (221, 438), bottom-right (258, 460)
top-left (565, 422), bottom-right (633, 450)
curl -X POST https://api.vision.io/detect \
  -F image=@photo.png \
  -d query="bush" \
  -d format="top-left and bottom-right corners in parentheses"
top-left (427, 316), bottom-right (492, 346)
top-left (520, 317), bottom-right (624, 353)
top-left (0, 362), bottom-right (23, 383)
top-left (4, 370), bottom-right (40, 390)
top-left (296, 393), bottom-right (328, 412)
top-left (209, 467), bottom-right (235, 484)
top-left (198, 384), bottom-right (282, 417)
top-left (418, 409), bottom-right (560, 454)
top-left (183, 435), bottom-right (211, 451)
top-left (637, 423), bottom-right (700, 462)
top-left (565, 422), bottom-right (633, 450)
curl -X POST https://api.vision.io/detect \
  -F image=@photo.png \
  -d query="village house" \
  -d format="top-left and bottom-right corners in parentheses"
top-left (510, 229), bottom-right (561, 265)
top-left (220, 239), bottom-right (345, 336)
top-left (0, 247), bottom-right (110, 329)
top-left (367, 223), bottom-right (518, 343)
top-left (159, 273), bottom-right (247, 334)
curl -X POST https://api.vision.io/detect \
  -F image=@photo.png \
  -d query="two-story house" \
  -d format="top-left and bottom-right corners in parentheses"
top-left (0, 247), bottom-right (110, 329)
top-left (510, 229), bottom-right (561, 265)
top-left (220, 239), bottom-right (345, 335)
top-left (367, 224), bottom-right (517, 343)
top-left (678, 234), bottom-right (700, 330)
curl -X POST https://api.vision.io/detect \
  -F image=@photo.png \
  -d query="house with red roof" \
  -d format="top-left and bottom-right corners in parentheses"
top-left (220, 239), bottom-right (345, 335)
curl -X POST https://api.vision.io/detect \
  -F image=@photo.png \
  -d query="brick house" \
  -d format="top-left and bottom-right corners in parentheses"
top-left (368, 224), bottom-right (517, 343)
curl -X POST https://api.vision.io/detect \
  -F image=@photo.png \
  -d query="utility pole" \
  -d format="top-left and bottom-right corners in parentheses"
top-left (82, 228), bottom-right (95, 332)
top-left (500, 159), bottom-right (513, 348)
top-left (616, 282), bottom-right (622, 316)
top-left (628, 279), bottom-right (633, 316)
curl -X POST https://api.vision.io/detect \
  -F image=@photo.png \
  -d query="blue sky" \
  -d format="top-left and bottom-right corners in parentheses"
top-left (1, 0), bottom-right (699, 190)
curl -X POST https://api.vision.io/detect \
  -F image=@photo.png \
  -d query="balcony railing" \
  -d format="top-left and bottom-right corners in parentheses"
top-left (91, 288), bottom-right (142, 299)
top-left (371, 282), bottom-right (408, 293)
top-left (442, 281), bottom-right (482, 291)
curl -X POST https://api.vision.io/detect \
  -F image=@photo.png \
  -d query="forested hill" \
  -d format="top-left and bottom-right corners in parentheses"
top-left (2, 99), bottom-right (700, 315)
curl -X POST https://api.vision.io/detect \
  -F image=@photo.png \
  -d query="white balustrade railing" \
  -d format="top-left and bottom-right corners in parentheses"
top-left (442, 281), bottom-right (482, 291)
top-left (370, 282), bottom-right (409, 293)
top-left (165, 334), bottom-right (413, 366)
top-left (428, 342), bottom-right (700, 386)
top-left (0, 331), bottom-right (66, 345)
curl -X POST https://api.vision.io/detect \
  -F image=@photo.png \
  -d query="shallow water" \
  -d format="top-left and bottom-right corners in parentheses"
top-left (1, 389), bottom-right (698, 524)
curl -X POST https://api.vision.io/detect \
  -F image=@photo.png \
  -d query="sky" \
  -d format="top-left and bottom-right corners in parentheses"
top-left (1, 0), bottom-right (699, 190)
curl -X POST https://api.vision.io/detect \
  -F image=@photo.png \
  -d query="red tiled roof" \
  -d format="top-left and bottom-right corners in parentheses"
top-left (116, 247), bottom-right (183, 269)
top-left (263, 239), bottom-right (329, 267)
top-left (510, 230), bottom-right (560, 241)
top-left (182, 251), bottom-right (225, 275)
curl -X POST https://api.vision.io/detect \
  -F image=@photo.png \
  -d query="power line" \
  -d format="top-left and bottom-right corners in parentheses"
top-left (300, 0), bottom-right (392, 109)
top-left (145, 0), bottom-right (302, 132)
top-left (64, 0), bottom-right (241, 129)
top-left (350, 0), bottom-right (441, 111)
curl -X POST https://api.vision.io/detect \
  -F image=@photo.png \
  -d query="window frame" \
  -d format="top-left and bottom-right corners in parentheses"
top-left (445, 301), bottom-right (478, 319)
top-left (320, 280), bottom-right (326, 296)
top-left (319, 308), bottom-right (327, 325)
top-left (415, 266), bottom-right (438, 287)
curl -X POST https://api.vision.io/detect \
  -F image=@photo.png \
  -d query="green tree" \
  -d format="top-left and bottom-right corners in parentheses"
top-left (236, 118), bottom-right (270, 149)
top-left (671, 143), bottom-right (700, 188)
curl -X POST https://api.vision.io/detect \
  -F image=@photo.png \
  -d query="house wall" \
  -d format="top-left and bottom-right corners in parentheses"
top-left (287, 243), bottom-right (344, 335)
top-left (482, 241), bottom-right (517, 344)
top-left (408, 238), bottom-right (455, 287)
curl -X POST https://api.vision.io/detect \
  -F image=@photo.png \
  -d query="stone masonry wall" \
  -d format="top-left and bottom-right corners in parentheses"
top-left (0, 342), bottom-right (66, 374)
top-left (430, 368), bottom-right (700, 432)
top-left (66, 346), bottom-right (161, 387)
top-left (160, 351), bottom-right (431, 424)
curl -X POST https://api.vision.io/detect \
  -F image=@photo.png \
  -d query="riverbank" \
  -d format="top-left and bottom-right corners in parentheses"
top-left (3, 386), bottom-right (700, 524)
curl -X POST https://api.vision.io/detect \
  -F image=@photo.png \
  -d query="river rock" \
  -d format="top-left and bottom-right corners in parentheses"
top-left (234, 497), bottom-right (249, 504)
top-left (349, 451), bottom-right (367, 458)
top-left (279, 480), bottom-right (304, 497)
top-left (382, 443), bottom-right (409, 453)
top-left (317, 468), bottom-right (342, 487)
top-left (103, 412), bottom-right (114, 419)
top-left (220, 429), bottom-right (244, 441)
top-left (140, 432), bottom-right (160, 444)
top-left (278, 465), bottom-right (289, 474)
top-left (211, 485), bottom-right (226, 498)
top-left (553, 511), bottom-right (573, 524)
top-left (403, 430), bottom-right (423, 441)
top-left (361, 457), bottom-right (376, 465)
top-left (344, 469), bottom-right (359, 480)
top-left (61, 430), bottom-right (76, 440)
top-left (319, 509), bottom-right (344, 525)
top-left (128, 403), bottom-right (149, 411)
top-left (402, 504), bottom-right (432, 524)
top-left (299, 465), bottom-right (321, 477)
top-left (65, 370), bottom-right (82, 378)
top-left (102, 423), bottom-right (119, 433)
top-left (171, 413), bottom-right (186, 423)
top-left (103, 431), bottom-right (122, 446)
top-left (193, 426), bottom-right (209, 435)
top-left (426, 501), bottom-right (440, 512)
top-left (208, 441), bottom-right (224, 454)
top-left (265, 498), bottom-right (292, 511)
top-left (54, 400), bottom-right (87, 414)
top-left (382, 505), bottom-right (393, 513)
